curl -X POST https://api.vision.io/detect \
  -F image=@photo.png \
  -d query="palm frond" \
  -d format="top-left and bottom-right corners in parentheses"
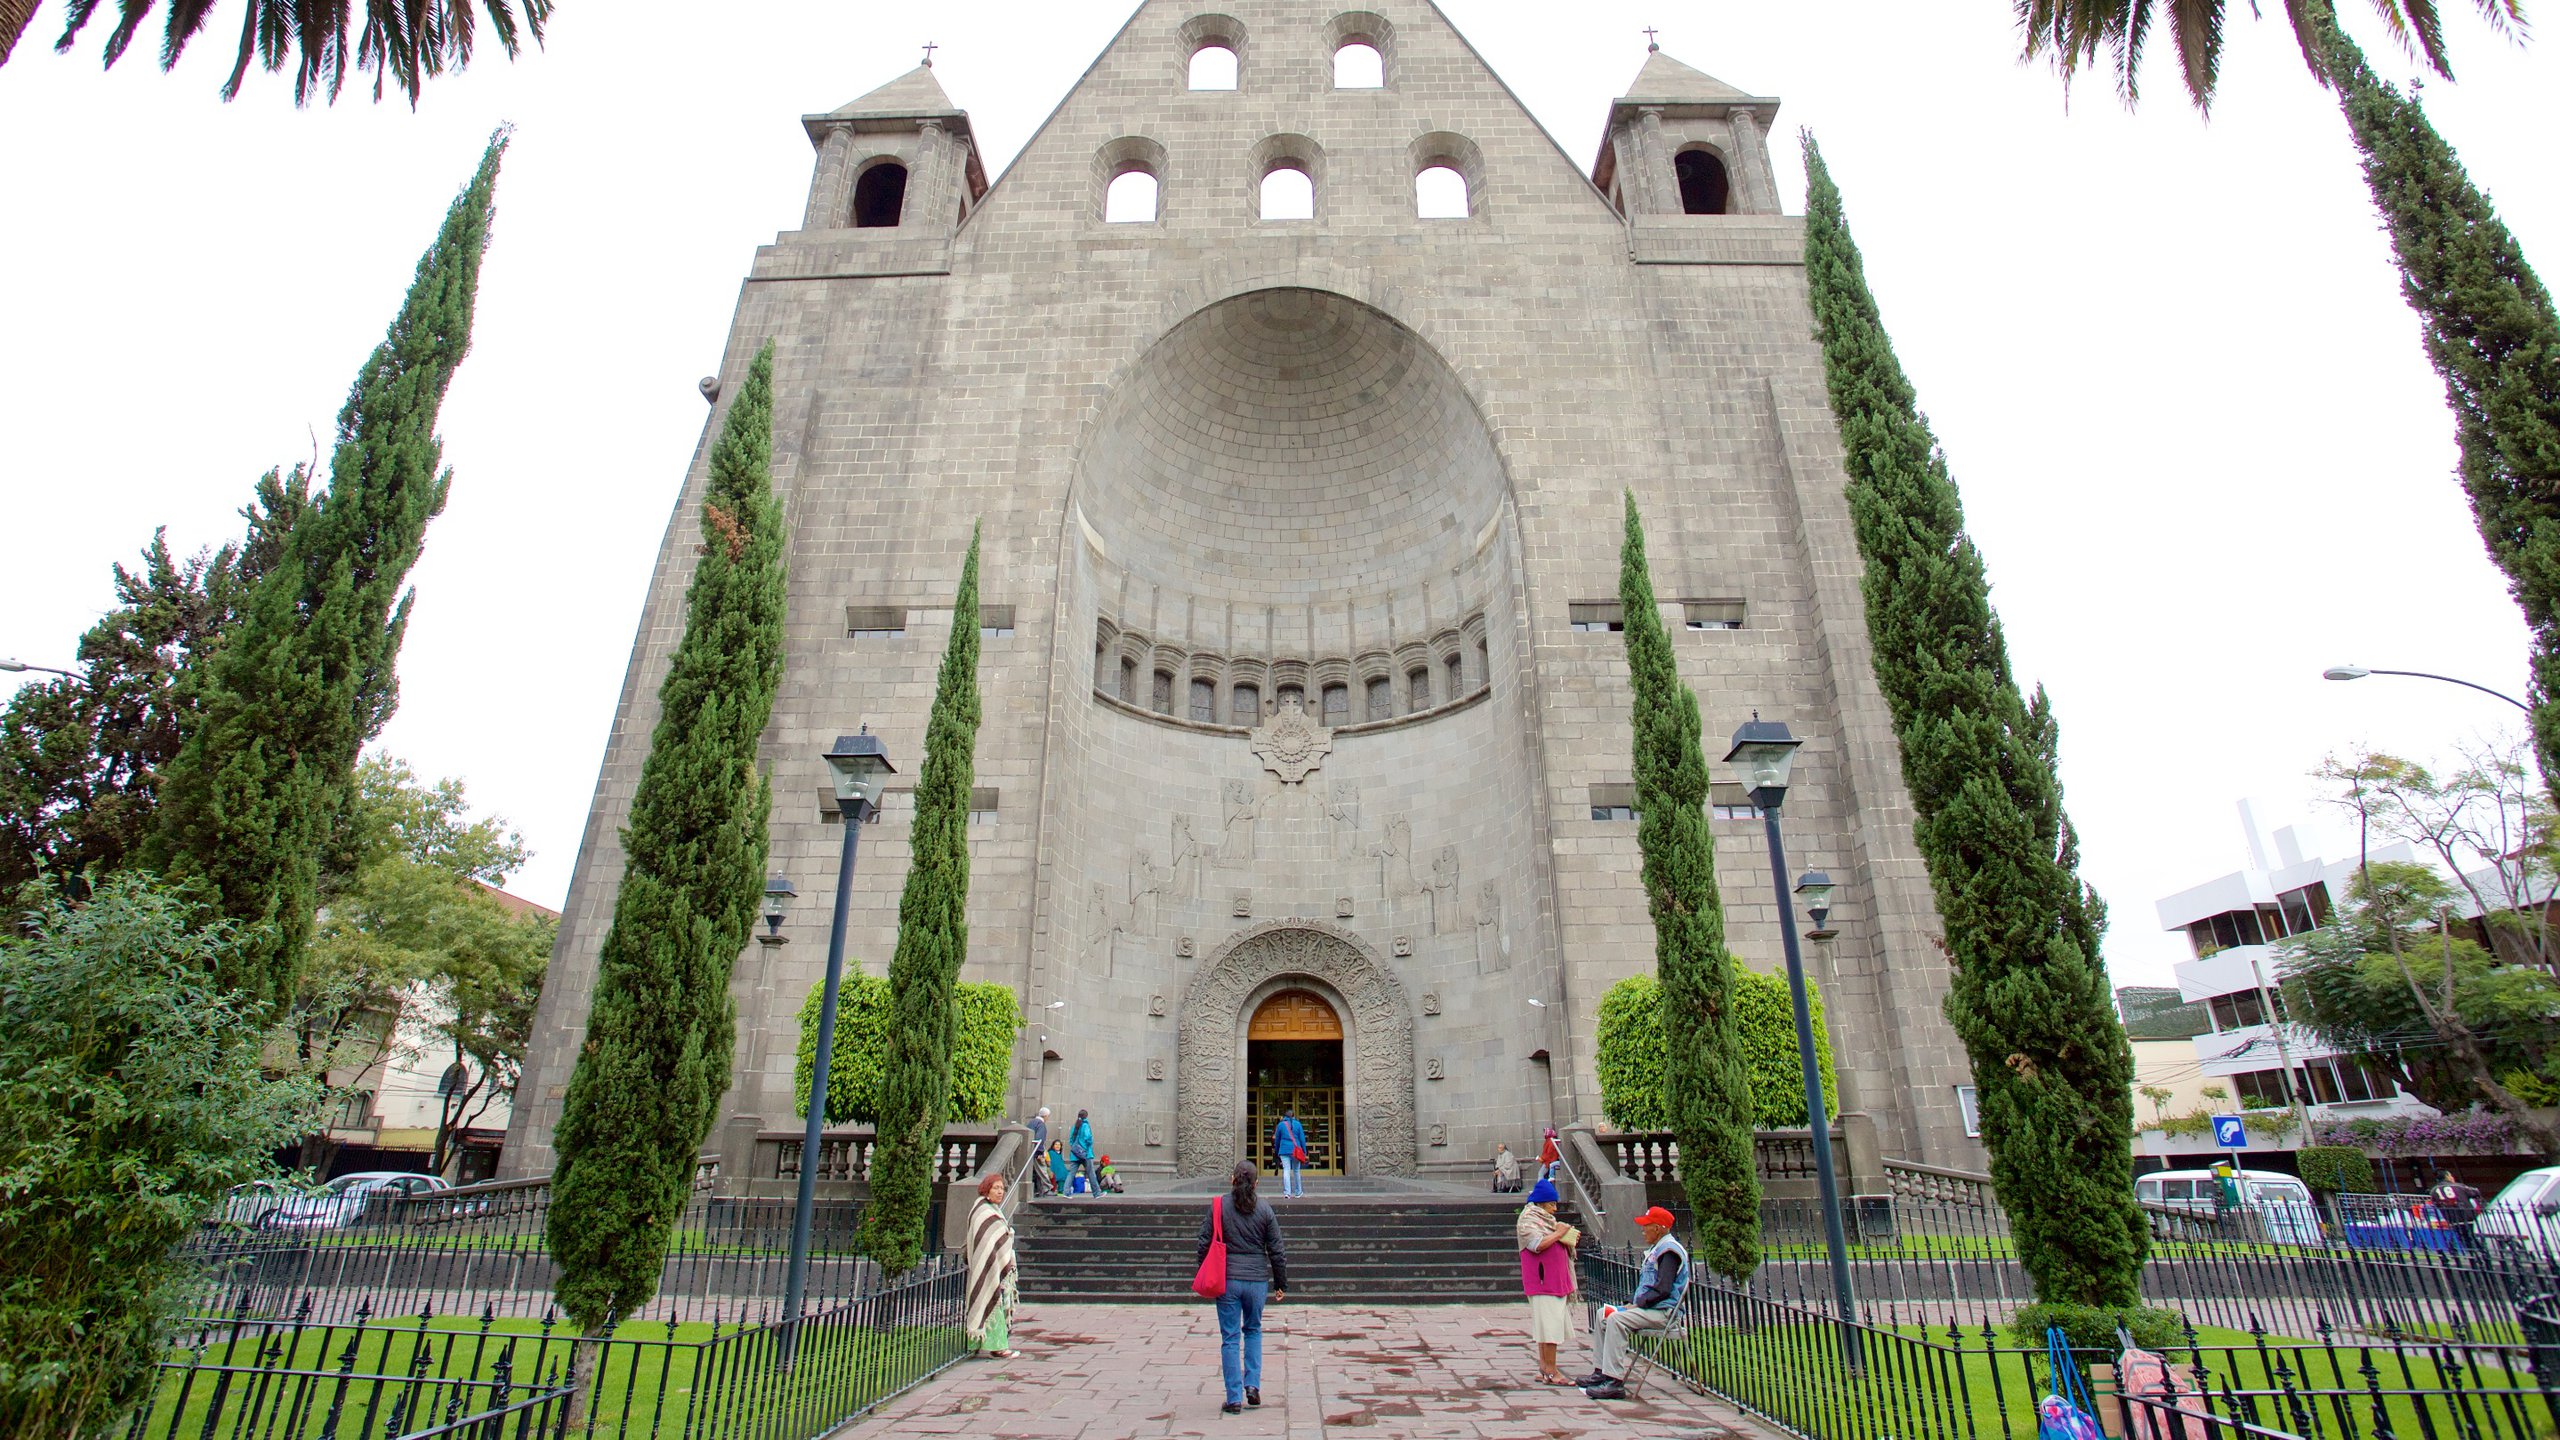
top-left (56, 0), bottom-right (549, 104)
top-left (2022, 0), bottom-right (2530, 110)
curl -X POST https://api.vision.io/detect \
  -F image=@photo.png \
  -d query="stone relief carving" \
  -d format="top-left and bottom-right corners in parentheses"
top-left (1393, 935), bottom-right (1413, 958)
top-left (1175, 921), bottom-right (1417, 1177)
top-left (1371, 815), bottom-right (1418, 918)
top-left (1429, 1123), bottom-right (1448, 1147)
top-left (1149, 993), bottom-right (1168, 1017)
top-left (1336, 895), bottom-right (1355, 918)
top-left (1475, 881), bottom-right (1509, 973)
top-left (1248, 696), bottom-right (1333, 784)
top-left (1176, 935), bottom-right (1195, 958)
top-left (1329, 782), bottom-right (1363, 860)
top-left (1211, 780), bottom-right (1261, 867)
top-left (1421, 991), bottom-right (1441, 1015)
top-left (1427, 846), bottom-right (1461, 936)
top-left (1426, 1056), bottom-right (1444, 1080)
top-left (1232, 892), bottom-right (1252, 918)
top-left (1147, 1058), bottom-right (1166, 1081)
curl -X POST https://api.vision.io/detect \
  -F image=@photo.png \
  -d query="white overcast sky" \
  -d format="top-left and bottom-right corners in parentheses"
top-left (4, 1), bottom-right (2555, 990)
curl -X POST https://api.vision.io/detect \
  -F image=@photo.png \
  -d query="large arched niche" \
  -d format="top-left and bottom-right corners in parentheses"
top-left (1073, 287), bottom-right (1508, 608)
top-left (1176, 920), bottom-right (1417, 1177)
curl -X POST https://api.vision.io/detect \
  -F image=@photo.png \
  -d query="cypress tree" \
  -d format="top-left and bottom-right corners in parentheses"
top-left (2312, 10), bottom-right (2560, 803)
top-left (1618, 493), bottom-right (1760, 1282)
top-left (147, 136), bottom-right (506, 1006)
top-left (858, 527), bottom-right (983, 1274)
top-left (545, 344), bottom-right (788, 1332)
top-left (1801, 135), bottom-right (2146, 1307)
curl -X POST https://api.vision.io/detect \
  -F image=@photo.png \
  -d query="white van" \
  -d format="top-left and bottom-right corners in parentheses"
top-left (2475, 1166), bottom-right (2560, 1255)
top-left (2135, 1168), bottom-right (2322, 1245)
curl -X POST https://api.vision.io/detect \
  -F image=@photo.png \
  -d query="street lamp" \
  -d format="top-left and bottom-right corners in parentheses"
top-left (781, 730), bottom-right (896, 1368)
top-left (759, 875), bottom-right (796, 946)
top-left (2322, 664), bottom-right (2530, 712)
top-left (1723, 715), bottom-right (1859, 1361)
top-left (1796, 871), bottom-right (1837, 943)
top-left (0, 658), bottom-right (78, 677)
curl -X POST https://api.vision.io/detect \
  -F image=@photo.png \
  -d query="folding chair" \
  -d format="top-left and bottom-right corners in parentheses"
top-left (1621, 1319), bottom-right (1685, 1401)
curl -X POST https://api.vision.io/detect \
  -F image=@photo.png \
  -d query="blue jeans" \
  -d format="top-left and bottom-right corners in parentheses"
top-left (1279, 1153), bottom-right (1302, 1197)
top-left (1215, 1279), bottom-right (1269, 1403)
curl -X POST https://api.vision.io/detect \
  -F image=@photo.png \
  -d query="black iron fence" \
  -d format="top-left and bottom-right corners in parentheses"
top-left (1581, 1244), bottom-right (2557, 1440)
top-left (137, 1256), bottom-right (968, 1440)
top-left (182, 1165), bottom-right (943, 1326)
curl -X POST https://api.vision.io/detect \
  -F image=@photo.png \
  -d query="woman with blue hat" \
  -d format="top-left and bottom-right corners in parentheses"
top-left (1516, 1176), bottom-right (1581, 1384)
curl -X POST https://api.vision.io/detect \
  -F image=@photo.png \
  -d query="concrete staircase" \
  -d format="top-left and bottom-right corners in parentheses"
top-left (1015, 1192), bottom-right (1553, 1304)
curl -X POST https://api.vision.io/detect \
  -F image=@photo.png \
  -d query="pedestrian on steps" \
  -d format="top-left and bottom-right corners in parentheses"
top-left (963, 1171), bottom-right (1020, 1360)
top-left (1517, 1177), bottom-right (1580, 1385)
top-left (1538, 1126), bottom-right (1562, 1183)
top-left (1069, 1109), bottom-right (1098, 1196)
top-left (1197, 1160), bottom-right (1289, 1415)
top-left (1272, 1109), bottom-right (1309, 1198)
top-left (1029, 1109), bottom-right (1054, 1195)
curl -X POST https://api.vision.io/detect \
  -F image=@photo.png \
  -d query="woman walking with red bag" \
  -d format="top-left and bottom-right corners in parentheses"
top-left (1194, 1160), bottom-right (1288, 1415)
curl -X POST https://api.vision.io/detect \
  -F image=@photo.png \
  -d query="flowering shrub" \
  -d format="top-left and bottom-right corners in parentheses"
top-left (2312, 1107), bottom-right (2517, 1156)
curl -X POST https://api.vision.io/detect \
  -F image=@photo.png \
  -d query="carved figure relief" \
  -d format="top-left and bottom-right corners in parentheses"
top-left (1371, 815), bottom-right (1418, 917)
top-left (1168, 815), bottom-right (1202, 899)
top-left (1175, 921), bottom-right (1418, 1177)
top-left (1211, 780), bottom-right (1261, 866)
top-left (1427, 846), bottom-right (1461, 935)
top-left (1329, 782), bottom-right (1363, 860)
top-left (1475, 881), bottom-right (1509, 973)
top-left (1429, 1123), bottom-right (1448, 1147)
top-left (1248, 695), bottom-right (1333, 784)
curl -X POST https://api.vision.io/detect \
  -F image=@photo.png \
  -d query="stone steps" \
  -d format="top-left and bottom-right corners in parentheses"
top-left (1015, 1194), bottom-right (1556, 1305)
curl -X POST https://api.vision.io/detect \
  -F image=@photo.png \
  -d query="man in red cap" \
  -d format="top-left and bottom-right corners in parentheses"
top-left (1578, 1206), bottom-right (1688, 1400)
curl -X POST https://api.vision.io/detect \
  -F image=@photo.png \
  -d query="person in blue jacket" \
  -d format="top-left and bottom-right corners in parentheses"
top-left (1272, 1109), bottom-right (1309, 1198)
top-left (1069, 1109), bottom-right (1098, 1195)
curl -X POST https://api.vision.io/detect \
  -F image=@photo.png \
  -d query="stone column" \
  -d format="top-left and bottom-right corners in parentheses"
top-left (803, 124), bottom-right (856, 230)
top-left (1727, 106), bottom-right (1780, 216)
top-left (1635, 107), bottom-right (1674, 215)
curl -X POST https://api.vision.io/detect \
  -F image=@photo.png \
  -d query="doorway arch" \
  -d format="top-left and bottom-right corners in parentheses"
top-left (1175, 921), bottom-right (1416, 1177)
top-left (1248, 990), bottom-right (1346, 1175)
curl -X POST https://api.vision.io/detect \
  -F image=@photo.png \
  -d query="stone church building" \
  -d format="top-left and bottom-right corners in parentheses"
top-left (507, 1), bottom-right (1982, 1184)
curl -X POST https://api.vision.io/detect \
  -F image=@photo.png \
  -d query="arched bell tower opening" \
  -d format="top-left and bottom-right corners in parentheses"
top-left (1247, 990), bottom-right (1344, 1175)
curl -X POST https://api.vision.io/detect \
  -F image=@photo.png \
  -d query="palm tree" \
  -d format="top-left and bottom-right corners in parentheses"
top-left (5, 0), bottom-right (551, 105)
top-left (2017, 0), bottom-right (2524, 110)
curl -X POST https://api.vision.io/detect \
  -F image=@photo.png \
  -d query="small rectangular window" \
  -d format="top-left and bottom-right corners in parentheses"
top-left (979, 604), bottom-right (1016, 638)
top-left (846, 604), bottom-right (907, 638)
top-left (1190, 678), bottom-right (1217, 724)
top-left (1589, 782), bottom-right (1638, 821)
top-left (1407, 668), bottom-right (1431, 713)
top-left (1153, 671), bottom-right (1175, 714)
top-left (1322, 683), bottom-right (1350, 725)
top-left (1955, 1084), bottom-right (1982, 1138)
top-left (1233, 685), bottom-right (1261, 727)
top-left (966, 787), bottom-right (1000, 826)
top-left (1683, 599), bottom-right (1746, 631)
top-left (1710, 781), bottom-right (1761, 820)
top-left (1366, 677), bottom-right (1393, 721)
top-left (1568, 602), bottom-right (1625, 633)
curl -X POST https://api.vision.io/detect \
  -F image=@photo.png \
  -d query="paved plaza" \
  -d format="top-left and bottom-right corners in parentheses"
top-left (834, 1303), bottom-right (1780, 1440)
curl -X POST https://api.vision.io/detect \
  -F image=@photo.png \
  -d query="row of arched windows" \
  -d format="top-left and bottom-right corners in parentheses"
top-left (1100, 135), bottom-right (1480, 224)
top-left (1181, 13), bottom-right (1395, 93)
top-left (1094, 618), bottom-right (1491, 730)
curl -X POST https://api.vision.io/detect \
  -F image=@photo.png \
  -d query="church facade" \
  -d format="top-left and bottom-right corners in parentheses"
top-left (507, 1), bottom-right (1983, 1182)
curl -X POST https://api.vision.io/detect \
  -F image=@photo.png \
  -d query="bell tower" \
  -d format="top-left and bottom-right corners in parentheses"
top-left (798, 63), bottom-right (989, 238)
top-left (1591, 47), bottom-right (1782, 218)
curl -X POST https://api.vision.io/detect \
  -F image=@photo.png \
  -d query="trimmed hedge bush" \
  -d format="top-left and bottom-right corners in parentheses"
top-left (2008, 1302), bottom-right (2187, 1353)
top-left (793, 975), bottom-right (1020, 1125)
top-left (2295, 1145), bottom-right (2376, 1197)
top-left (1596, 970), bottom-right (1839, 1130)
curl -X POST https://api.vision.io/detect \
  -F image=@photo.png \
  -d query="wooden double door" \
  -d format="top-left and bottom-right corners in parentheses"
top-left (1246, 989), bottom-right (1347, 1176)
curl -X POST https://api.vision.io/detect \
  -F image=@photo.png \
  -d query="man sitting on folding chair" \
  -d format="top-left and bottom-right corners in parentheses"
top-left (1579, 1205), bottom-right (1689, 1401)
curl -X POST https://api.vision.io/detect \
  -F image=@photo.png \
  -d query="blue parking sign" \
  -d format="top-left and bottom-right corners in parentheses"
top-left (2211, 1114), bottom-right (2248, 1148)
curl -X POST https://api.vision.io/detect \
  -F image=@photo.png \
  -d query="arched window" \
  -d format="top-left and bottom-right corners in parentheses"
top-left (1260, 165), bottom-right (1314, 220)
top-left (1322, 683), bottom-right (1349, 725)
top-left (1407, 667), bottom-right (1432, 713)
top-left (1446, 657), bottom-right (1465, 699)
top-left (1333, 41), bottom-right (1383, 88)
top-left (1233, 685), bottom-right (1261, 726)
top-left (1120, 657), bottom-right (1138, 702)
top-left (1675, 149), bottom-right (1729, 216)
top-left (1366, 676), bottom-right (1393, 721)
top-left (1415, 165), bottom-right (1468, 218)
top-left (1190, 678), bottom-right (1217, 723)
top-left (853, 162), bottom-right (908, 228)
top-left (1106, 170), bottom-right (1160, 223)
top-left (1189, 44), bottom-right (1238, 90)
top-left (1153, 670), bottom-right (1176, 714)
top-left (437, 1062), bottom-right (472, 1098)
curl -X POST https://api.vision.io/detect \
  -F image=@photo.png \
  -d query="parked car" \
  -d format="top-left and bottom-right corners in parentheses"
top-left (210, 1178), bottom-right (315, 1229)
top-left (2135, 1168), bottom-right (2322, 1244)
top-left (2475, 1166), bottom-right (2560, 1255)
top-left (260, 1171), bottom-right (452, 1231)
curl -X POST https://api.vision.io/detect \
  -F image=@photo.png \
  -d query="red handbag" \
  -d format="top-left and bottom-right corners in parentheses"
top-left (1192, 1198), bottom-right (1229, 1299)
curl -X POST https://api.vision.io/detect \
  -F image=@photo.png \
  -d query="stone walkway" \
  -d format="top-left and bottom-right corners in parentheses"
top-left (832, 1303), bottom-right (1783, 1440)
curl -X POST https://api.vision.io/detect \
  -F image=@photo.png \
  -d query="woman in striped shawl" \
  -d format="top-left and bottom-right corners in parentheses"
top-left (964, 1171), bottom-right (1020, 1359)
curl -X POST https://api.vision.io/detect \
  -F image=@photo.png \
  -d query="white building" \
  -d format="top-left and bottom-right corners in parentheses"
top-left (2152, 804), bottom-right (2437, 1149)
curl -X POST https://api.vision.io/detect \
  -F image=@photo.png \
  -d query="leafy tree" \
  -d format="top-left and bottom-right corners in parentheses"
top-left (2295, 1145), bottom-right (2379, 1196)
top-left (2018, 0), bottom-right (2522, 110)
top-left (11, 0), bottom-right (551, 104)
top-left (1803, 133), bottom-right (2145, 1308)
top-left (793, 977), bottom-right (1022, 1126)
top-left (545, 343), bottom-right (787, 1334)
top-left (2281, 861), bottom-right (2560, 1151)
top-left (146, 136), bottom-right (506, 1009)
top-left (2310, 17), bottom-right (2560, 807)
top-left (0, 472), bottom-right (305, 899)
top-left (0, 876), bottom-right (320, 1438)
top-left (1594, 970), bottom-right (1839, 1131)
top-left (861, 527), bottom-right (985, 1275)
top-left (1616, 492), bottom-right (1759, 1282)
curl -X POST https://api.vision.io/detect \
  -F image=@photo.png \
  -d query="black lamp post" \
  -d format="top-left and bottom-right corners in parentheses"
top-left (759, 875), bottom-right (796, 946)
top-left (781, 730), bottom-right (895, 1368)
top-left (1723, 715), bottom-right (1860, 1361)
